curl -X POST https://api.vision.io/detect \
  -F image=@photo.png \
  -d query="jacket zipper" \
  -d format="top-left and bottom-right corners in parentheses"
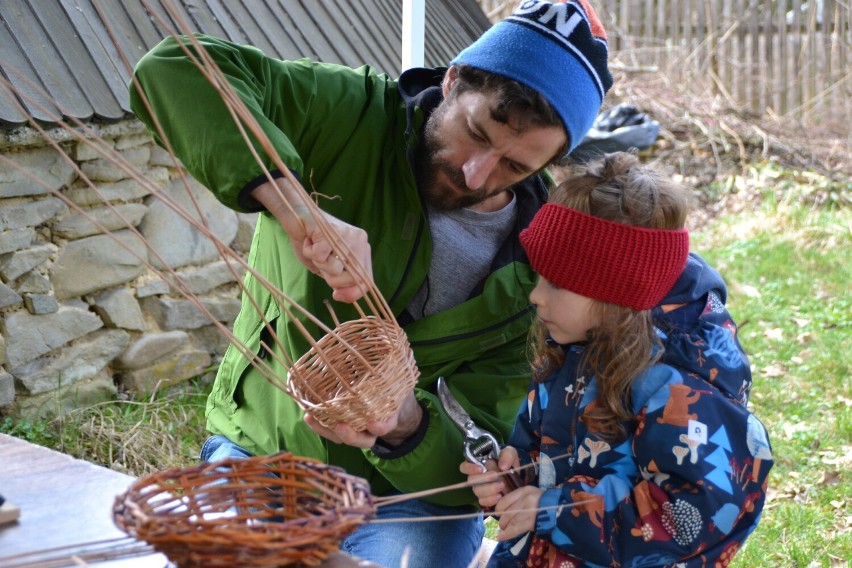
top-left (409, 305), bottom-right (534, 347)
top-left (387, 213), bottom-right (424, 307)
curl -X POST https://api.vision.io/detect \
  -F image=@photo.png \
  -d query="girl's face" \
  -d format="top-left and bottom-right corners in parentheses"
top-left (529, 276), bottom-right (601, 345)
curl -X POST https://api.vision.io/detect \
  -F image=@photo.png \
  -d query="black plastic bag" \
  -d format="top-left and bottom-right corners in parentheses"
top-left (570, 104), bottom-right (660, 162)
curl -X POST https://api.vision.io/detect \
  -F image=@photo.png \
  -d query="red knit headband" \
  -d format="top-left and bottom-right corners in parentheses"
top-left (520, 204), bottom-right (690, 310)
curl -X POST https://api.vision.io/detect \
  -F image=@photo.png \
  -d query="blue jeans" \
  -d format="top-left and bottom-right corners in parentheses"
top-left (200, 435), bottom-right (486, 567)
top-left (340, 494), bottom-right (485, 568)
top-left (199, 434), bottom-right (255, 462)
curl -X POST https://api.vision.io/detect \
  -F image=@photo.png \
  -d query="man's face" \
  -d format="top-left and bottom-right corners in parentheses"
top-left (414, 74), bottom-right (566, 212)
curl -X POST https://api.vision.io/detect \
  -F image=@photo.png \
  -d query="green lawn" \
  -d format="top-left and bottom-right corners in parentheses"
top-left (690, 166), bottom-right (850, 567)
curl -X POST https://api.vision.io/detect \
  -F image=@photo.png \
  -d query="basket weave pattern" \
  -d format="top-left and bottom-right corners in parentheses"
top-left (113, 453), bottom-right (375, 567)
top-left (287, 316), bottom-right (420, 430)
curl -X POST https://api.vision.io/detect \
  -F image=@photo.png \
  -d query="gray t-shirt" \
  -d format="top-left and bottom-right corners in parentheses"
top-left (406, 193), bottom-right (518, 320)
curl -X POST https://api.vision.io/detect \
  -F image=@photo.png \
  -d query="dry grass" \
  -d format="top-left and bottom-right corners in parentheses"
top-left (600, 66), bottom-right (850, 223)
top-left (49, 379), bottom-right (212, 476)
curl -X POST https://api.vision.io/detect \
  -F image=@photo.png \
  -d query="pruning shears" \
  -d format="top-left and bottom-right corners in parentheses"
top-left (436, 376), bottom-right (522, 490)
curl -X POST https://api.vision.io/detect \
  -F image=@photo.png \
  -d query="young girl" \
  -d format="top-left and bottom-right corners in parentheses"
top-left (462, 152), bottom-right (772, 567)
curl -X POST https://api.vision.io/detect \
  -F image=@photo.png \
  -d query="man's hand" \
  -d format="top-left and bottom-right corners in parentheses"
top-left (460, 446), bottom-right (521, 509)
top-left (252, 178), bottom-right (372, 303)
top-left (300, 212), bottom-right (372, 303)
top-left (303, 391), bottom-right (423, 449)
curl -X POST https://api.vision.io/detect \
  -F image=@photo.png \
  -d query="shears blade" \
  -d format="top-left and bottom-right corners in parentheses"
top-left (436, 376), bottom-right (523, 490)
top-left (436, 376), bottom-right (500, 465)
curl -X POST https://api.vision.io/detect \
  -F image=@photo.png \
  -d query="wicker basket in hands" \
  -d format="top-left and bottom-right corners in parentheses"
top-left (113, 453), bottom-right (375, 567)
top-left (286, 316), bottom-right (420, 431)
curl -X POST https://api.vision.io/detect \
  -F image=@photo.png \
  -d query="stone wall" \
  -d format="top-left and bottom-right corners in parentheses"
top-left (0, 121), bottom-right (256, 418)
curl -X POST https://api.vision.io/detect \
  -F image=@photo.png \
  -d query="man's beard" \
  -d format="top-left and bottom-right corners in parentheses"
top-left (413, 103), bottom-right (491, 211)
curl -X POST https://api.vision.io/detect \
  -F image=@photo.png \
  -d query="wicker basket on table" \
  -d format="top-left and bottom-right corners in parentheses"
top-left (287, 316), bottom-right (420, 431)
top-left (113, 453), bottom-right (375, 567)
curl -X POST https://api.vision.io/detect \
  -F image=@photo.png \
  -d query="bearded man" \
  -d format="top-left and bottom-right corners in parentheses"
top-left (130, 2), bottom-right (612, 565)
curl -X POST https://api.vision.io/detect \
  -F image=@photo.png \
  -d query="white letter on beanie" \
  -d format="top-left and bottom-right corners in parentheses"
top-left (537, 4), bottom-right (582, 38)
top-left (515, 0), bottom-right (544, 15)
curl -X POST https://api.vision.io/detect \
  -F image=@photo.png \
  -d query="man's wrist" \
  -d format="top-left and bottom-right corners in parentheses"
top-left (380, 398), bottom-right (425, 446)
top-left (370, 400), bottom-right (429, 459)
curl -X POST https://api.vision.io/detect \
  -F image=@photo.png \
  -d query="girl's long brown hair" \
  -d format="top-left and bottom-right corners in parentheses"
top-left (529, 152), bottom-right (692, 440)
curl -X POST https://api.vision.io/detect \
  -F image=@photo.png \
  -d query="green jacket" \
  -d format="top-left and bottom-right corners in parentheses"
top-left (130, 35), bottom-right (549, 506)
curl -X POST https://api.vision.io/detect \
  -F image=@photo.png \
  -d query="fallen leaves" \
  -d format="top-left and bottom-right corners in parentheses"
top-left (764, 327), bottom-right (785, 341)
top-left (761, 363), bottom-right (787, 377)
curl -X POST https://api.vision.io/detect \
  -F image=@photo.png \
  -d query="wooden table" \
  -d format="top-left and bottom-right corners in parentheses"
top-left (0, 432), bottom-right (166, 567)
top-left (0, 433), bottom-right (376, 567)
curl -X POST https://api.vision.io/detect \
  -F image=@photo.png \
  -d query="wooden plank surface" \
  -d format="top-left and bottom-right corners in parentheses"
top-left (0, 2), bottom-right (63, 124)
top-left (0, 432), bottom-right (169, 567)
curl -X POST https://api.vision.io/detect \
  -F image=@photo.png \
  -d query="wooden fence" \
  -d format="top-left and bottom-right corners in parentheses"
top-left (478, 0), bottom-right (851, 126)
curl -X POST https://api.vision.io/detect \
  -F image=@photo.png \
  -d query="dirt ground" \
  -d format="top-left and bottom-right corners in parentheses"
top-left (557, 70), bottom-right (850, 230)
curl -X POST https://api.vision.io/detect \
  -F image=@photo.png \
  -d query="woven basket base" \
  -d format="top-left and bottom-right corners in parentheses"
top-left (113, 453), bottom-right (375, 567)
top-left (288, 317), bottom-right (419, 430)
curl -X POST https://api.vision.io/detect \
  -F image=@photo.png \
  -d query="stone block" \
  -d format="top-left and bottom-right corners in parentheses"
top-left (118, 347), bottom-right (212, 394)
top-left (149, 145), bottom-right (176, 168)
top-left (73, 137), bottom-right (113, 161)
top-left (0, 370), bottom-right (13, 407)
top-left (66, 176), bottom-right (156, 206)
top-left (0, 282), bottom-right (22, 309)
top-left (233, 213), bottom-right (258, 252)
top-left (2, 304), bottom-right (103, 367)
top-left (119, 146), bottom-right (151, 168)
top-left (115, 133), bottom-right (152, 151)
top-left (0, 146), bottom-right (77, 198)
top-left (0, 243), bottom-right (57, 281)
top-left (168, 259), bottom-right (241, 295)
top-left (15, 271), bottom-right (51, 294)
top-left (142, 296), bottom-right (241, 330)
top-left (51, 230), bottom-right (147, 300)
top-left (187, 325), bottom-right (232, 358)
top-left (79, 157), bottom-right (131, 183)
top-left (15, 372), bottom-right (117, 419)
top-left (0, 196), bottom-right (67, 231)
top-left (115, 330), bottom-right (189, 370)
top-left (91, 287), bottom-right (146, 330)
top-left (53, 203), bottom-right (149, 239)
top-left (140, 177), bottom-right (238, 270)
top-left (23, 294), bottom-right (59, 315)
top-left (135, 277), bottom-right (170, 298)
top-left (0, 227), bottom-right (34, 254)
top-left (9, 329), bottom-right (129, 395)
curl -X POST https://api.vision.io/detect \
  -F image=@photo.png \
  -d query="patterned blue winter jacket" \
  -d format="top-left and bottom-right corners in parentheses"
top-left (488, 253), bottom-right (773, 568)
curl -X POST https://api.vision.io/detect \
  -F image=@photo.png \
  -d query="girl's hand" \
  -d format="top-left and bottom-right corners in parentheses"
top-left (460, 446), bottom-right (521, 509)
top-left (493, 485), bottom-right (544, 541)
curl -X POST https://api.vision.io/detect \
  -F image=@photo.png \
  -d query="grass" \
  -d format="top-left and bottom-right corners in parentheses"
top-left (689, 164), bottom-right (851, 567)
top-left (2, 378), bottom-right (212, 476)
top-left (2, 161), bottom-right (849, 566)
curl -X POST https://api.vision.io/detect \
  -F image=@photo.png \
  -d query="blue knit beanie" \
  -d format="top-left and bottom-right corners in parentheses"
top-left (452, 0), bottom-right (613, 153)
